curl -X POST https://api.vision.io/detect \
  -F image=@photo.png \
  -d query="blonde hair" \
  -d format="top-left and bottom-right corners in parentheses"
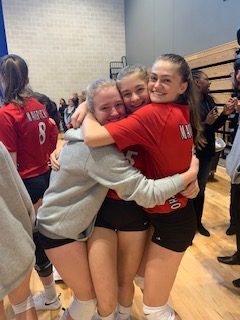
top-left (116, 64), bottom-right (149, 89)
top-left (86, 79), bottom-right (117, 113)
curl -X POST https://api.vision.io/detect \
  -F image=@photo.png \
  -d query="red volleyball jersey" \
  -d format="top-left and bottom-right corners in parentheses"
top-left (0, 98), bottom-right (58, 179)
top-left (105, 103), bottom-right (193, 213)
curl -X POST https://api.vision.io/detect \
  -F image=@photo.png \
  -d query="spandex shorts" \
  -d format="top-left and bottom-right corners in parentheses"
top-left (95, 197), bottom-right (150, 231)
top-left (23, 170), bottom-right (51, 204)
top-left (38, 231), bottom-right (75, 250)
top-left (148, 200), bottom-right (197, 252)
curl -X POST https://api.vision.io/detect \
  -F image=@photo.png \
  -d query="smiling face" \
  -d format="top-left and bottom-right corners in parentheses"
top-left (118, 72), bottom-right (150, 114)
top-left (148, 60), bottom-right (188, 104)
top-left (93, 86), bottom-right (126, 125)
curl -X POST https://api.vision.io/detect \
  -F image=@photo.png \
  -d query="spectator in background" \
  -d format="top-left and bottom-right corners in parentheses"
top-left (217, 59), bottom-right (240, 287)
top-left (217, 99), bottom-right (240, 285)
top-left (78, 90), bottom-right (87, 104)
top-left (72, 92), bottom-right (79, 108)
top-left (63, 98), bottom-right (76, 131)
top-left (59, 98), bottom-right (68, 132)
top-left (224, 59), bottom-right (240, 235)
top-left (33, 91), bottom-right (61, 130)
top-left (192, 70), bottom-right (235, 237)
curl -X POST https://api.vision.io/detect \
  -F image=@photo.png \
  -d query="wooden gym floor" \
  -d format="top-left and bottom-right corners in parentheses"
top-left (4, 165), bottom-right (240, 319)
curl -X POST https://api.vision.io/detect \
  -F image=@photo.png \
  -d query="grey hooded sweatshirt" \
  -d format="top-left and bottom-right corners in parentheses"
top-left (37, 129), bottom-right (184, 241)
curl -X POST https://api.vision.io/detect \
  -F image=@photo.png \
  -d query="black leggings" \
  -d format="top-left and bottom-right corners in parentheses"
top-left (33, 230), bottom-right (52, 277)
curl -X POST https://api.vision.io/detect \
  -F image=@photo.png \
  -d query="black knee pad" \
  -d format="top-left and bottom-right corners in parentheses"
top-left (33, 231), bottom-right (53, 277)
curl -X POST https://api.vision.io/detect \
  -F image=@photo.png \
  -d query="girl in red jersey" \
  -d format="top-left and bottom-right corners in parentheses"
top-left (81, 54), bottom-right (204, 320)
top-left (0, 54), bottom-right (61, 313)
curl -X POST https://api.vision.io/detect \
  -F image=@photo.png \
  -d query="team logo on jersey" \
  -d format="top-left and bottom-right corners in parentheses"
top-left (179, 124), bottom-right (192, 140)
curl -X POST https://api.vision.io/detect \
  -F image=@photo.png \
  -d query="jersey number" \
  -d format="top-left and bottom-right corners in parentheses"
top-left (39, 122), bottom-right (46, 144)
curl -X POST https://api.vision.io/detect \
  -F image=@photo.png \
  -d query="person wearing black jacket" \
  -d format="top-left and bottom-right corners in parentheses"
top-left (192, 70), bottom-right (235, 236)
top-left (217, 58), bottom-right (240, 288)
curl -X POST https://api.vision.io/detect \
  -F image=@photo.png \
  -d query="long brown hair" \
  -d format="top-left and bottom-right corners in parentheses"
top-left (0, 54), bottom-right (31, 106)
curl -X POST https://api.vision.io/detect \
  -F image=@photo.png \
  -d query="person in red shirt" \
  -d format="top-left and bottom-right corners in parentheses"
top-left (82, 54), bottom-right (204, 320)
top-left (0, 54), bottom-right (60, 312)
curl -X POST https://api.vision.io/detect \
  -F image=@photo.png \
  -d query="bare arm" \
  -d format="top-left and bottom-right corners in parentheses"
top-left (71, 101), bottom-right (88, 128)
top-left (180, 155), bottom-right (199, 187)
top-left (82, 113), bottom-right (114, 147)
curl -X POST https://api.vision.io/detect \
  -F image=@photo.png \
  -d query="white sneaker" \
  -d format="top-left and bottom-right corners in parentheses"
top-left (33, 291), bottom-right (61, 310)
top-left (53, 266), bottom-right (62, 282)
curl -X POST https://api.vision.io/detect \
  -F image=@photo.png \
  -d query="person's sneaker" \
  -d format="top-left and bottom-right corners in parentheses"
top-left (197, 224), bottom-right (210, 237)
top-left (33, 291), bottom-right (61, 310)
top-left (226, 225), bottom-right (236, 236)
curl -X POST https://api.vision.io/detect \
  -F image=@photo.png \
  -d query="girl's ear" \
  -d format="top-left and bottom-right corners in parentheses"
top-left (179, 81), bottom-right (188, 94)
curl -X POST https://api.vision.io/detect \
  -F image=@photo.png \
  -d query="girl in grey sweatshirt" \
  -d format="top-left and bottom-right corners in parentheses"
top-left (0, 142), bottom-right (37, 319)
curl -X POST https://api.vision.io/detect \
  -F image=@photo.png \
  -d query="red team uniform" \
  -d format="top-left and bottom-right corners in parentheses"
top-left (105, 102), bottom-right (193, 213)
top-left (0, 97), bottom-right (58, 282)
top-left (0, 98), bottom-right (58, 179)
top-left (104, 102), bottom-right (196, 252)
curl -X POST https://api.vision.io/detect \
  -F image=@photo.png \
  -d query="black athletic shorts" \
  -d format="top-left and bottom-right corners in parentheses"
top-left (148, 200), bottom-right (197, 252)
top-left (23, 170), bottom-right (51, 204)
top-left (95, 197), bottom-right (150, 231)
top-left (38, 231), bottom-right (75, 250)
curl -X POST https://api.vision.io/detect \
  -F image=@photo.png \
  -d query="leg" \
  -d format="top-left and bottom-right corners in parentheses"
top-left (46, 241), bottom-right (96, 320)
top-left (226, 183), bottom-right (237, 235)
top-left (135, 227), bottom-right (154, 290)
top-left (193, 157), bottom-right (213, 236)
top-left (88, 227), bottom-right (118, 317)
top-left (33, 230), bottom-right (60, 310)
top-left (8, 271), bottom-right (37, 320)
top-left (46, 241), bottom-right (95, 301)
top-left (233, 183), bottom-right (240, 252)
top-left (217, 183), bottom-right (240, 265)
top-left (227, 183), bottom-right (240, 286)
top-left (143, 243), bottom-right (184, 306)
top-left (117, 230), bottom-right (148, 307)
top-left (143, 204), bottom-right (196, 319)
